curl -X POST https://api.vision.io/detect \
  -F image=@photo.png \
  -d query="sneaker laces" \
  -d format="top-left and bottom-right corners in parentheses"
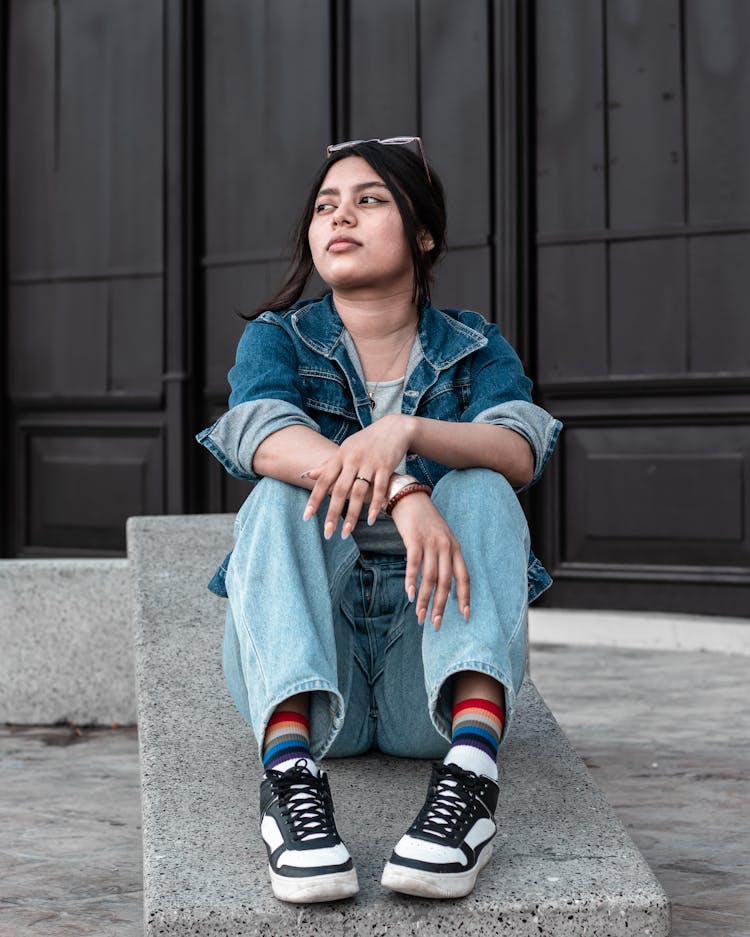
top-left (267, 761), bottom-right (335, 842)
top-left (416, 762), bottom-right (480, 840)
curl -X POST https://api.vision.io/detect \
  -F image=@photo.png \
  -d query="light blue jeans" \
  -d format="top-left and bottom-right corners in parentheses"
top-left (222, 468), bottom-right (530, 762)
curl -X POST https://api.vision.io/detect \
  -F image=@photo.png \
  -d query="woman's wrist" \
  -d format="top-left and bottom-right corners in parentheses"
top-left (401, 413), bottom-right (419, 450)
top-left (386, 472), bottom-right (419, 501)
top-left (385, 481), bottom-right (432, 515)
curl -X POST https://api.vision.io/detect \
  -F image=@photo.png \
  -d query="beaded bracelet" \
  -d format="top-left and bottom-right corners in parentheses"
top-left (385, 483), bottom-right (433, 516)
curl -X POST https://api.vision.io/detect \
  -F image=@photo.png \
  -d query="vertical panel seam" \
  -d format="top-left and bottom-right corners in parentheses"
top-left (331, 0), bottom-right (350, 142)
top-left (605, 239), bottom-right (611, 376)
top-left (679, 0), bottom-right (692, 373)
top-left (602, 0), bottom-right (611, 376)
top-left (601, 0), bottom-right (610, 230)
top-left (415, 0), bottom-right (422, 133)
top-left (678, 0), bottom-right (690, 225)
top-left (106, 281), bottom-right (112, 394)
top-left (53, 0), bottom-right (61, 171)
top-left (1, 0), bottom-right (9, 553)
top-left (524, 0), bottom-right (538, 376)
top-left (685, 234), bottom-right (692, 372)
top-left (488, 0), bottom-right (497, 327)
top-left (330, 0), bottom-right (337, 140)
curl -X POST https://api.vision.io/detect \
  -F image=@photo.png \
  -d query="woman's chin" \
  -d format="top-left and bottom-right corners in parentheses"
top-left (322, 275), bottom-right (415, 301)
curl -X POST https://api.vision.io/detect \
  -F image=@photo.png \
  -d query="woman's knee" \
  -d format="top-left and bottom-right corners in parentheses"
top-left (434, 466), bottom-right (513, 498)
top-left (235, 475), bottom-right (308, 532)
top-left (432, 468), bottom-right (524, 526)
top-left (249, 475), bottom-right (308, 506)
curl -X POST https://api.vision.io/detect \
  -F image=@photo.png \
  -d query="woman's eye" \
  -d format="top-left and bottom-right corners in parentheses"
top-left (359, 195), bottom-right (383, 205)
top-left (315, 202), bottom-right (335, 213)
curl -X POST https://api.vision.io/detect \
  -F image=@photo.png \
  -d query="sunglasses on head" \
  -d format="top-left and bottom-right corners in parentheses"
top-left (326, 136), bottom-right (432, 184)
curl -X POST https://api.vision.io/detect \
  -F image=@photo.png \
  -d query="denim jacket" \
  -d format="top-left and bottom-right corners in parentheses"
top-left (197, 293), bottom-right (562, 601)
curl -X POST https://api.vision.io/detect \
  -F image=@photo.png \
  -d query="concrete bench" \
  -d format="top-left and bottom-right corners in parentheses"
top-left (128, 514), bottom-right (670, 936)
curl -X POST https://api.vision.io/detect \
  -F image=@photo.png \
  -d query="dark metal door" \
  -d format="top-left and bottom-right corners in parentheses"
top-left (5, 0), bottom-right (172, 555)
top-left (532, 0), bottom-right (750, 615)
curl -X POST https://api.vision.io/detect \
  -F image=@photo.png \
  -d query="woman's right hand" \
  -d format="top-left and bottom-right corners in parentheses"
top-left (390, 493), bottom-right (471, 630)
top-left (301, 414), bottom-right (415, 535)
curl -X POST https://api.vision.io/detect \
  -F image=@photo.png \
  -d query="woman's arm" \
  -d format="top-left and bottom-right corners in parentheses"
top-left (407, 416), bottom-right (534, 488)
top-left (252, 425), bottom-right (339, 490)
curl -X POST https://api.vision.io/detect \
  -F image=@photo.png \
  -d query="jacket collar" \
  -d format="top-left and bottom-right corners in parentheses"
top-left (290, 292), bottom-right (487, 369)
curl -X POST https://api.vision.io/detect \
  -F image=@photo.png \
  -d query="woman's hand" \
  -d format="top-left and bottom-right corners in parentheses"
top-left (302, 414), bottom-right (415, 538)
top-left (390, 492), bottom-right (471, 629)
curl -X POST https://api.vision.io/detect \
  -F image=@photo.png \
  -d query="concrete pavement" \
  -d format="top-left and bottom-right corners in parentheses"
top-left (1, 643), bottom-right (748, 936)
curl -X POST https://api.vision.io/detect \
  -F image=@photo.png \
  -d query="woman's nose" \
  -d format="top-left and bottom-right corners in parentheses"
top-left (332, 202), bottom-right (354, 226)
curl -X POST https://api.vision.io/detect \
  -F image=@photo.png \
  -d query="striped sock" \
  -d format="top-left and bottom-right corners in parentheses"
top-left (444, 697), bottom-right (505, 780)
top-left (262, 710), bottom-right (316, 775)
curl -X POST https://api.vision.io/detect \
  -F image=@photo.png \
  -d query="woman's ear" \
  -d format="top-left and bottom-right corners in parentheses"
top-left (419, 229), bottom-right (435, 253)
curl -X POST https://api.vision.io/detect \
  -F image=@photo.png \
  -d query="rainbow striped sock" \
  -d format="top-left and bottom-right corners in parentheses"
top-left (444, 697), bottom-right (505, 780)
top-left (262, 710), bottom-right (314, 774)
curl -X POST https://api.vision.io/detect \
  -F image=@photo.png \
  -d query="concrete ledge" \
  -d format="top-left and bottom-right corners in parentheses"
top-left (0, 559), bottom-right (135, 725)
top-left (129, 514), bottom-right (670, 936)
top-left (530, 607), bottom-right (750, 656)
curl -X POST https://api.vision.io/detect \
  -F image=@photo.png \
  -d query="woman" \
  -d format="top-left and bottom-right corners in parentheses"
top-left (198, 138), bottom-right (561, 904)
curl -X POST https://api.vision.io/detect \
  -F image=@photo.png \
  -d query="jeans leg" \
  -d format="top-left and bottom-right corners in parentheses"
top-left (422, 468), bottom-right (530, 747)
top-left (223, 477), bottom-right (361, 761)
top-left (371, 560), bottom-right (452, 759)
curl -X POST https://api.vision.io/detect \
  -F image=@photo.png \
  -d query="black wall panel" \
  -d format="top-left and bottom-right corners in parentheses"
top-left (349, 0), bottom-right (419, 136)
top-left (536, 244), bottom-right (608, 382)
top-left (6, 0), bottom-right (164, 555)
top-left (686, 0), bottom-right (750, 224)
top-left (563, 425), bottom-right (747, 568)
top-left (535, 0), bottom-right (605, 235)
top-left (533, 0), bottom-right (750, 614)
top-left (689, 233), bottom-right (750, 374)
top-left (16, 420), bottom-right (164, 555)
top-left (609, 239), bottom-right (687, 376)
top-left (607, 0), bottom-right (684, 230)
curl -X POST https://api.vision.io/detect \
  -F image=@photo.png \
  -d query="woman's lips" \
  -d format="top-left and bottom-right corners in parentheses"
top-left (327, 237), bottom-right (361, 252)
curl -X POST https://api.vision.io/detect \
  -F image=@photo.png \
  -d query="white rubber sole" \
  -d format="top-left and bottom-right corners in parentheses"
top-left (269, 865), bottom-right (359, 903)
top-left (381, 843), bottom-right (493, 899)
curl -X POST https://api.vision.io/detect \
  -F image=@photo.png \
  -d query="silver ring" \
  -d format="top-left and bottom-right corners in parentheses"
top-left (355, 475), bottom-right (372, 485)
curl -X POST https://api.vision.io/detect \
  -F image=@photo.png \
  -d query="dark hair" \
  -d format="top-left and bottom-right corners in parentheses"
top-left (247, 141), bottom-right (446, 317)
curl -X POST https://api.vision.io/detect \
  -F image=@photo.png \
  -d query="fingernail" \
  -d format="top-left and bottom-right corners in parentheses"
top-left (324, 522), bottom-right (334, 540)
top-left (432, 615), bottom-right (442, 628)
top-left (341, 523), bottom-right (352, 539)
top-left (367, 515), bottom-right (376, 527)
top-left (463, 605), bottom-right (471, 621)
top-left (406, 587), bottom-right (415, 602)
top-left (303, 507), bottom-right (313, 521)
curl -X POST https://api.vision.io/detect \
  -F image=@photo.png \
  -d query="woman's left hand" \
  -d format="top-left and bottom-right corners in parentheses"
top-left (388, 492), bottom-right (471, 628)
top-left (302, 414), bottom-right (415, 538)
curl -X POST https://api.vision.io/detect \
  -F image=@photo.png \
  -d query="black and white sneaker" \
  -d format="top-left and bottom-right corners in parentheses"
top-left (381, 762), bottom-right (499, 899)
top-left (259, 761), bottom-right (359, 903)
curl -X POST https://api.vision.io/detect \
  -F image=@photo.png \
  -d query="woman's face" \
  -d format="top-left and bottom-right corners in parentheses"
top-left (308, 156), bottom-right (415, 298)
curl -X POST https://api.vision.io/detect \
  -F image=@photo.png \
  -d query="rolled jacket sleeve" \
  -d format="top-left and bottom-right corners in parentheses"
top-left (471, 400), bottom-right (562, 489)
top-left (195, 317), bottom-right (320, 480)
top-left (196, 400), bottom-right (319, 482)
top-left (460, 321), bottom-right (562, 489)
